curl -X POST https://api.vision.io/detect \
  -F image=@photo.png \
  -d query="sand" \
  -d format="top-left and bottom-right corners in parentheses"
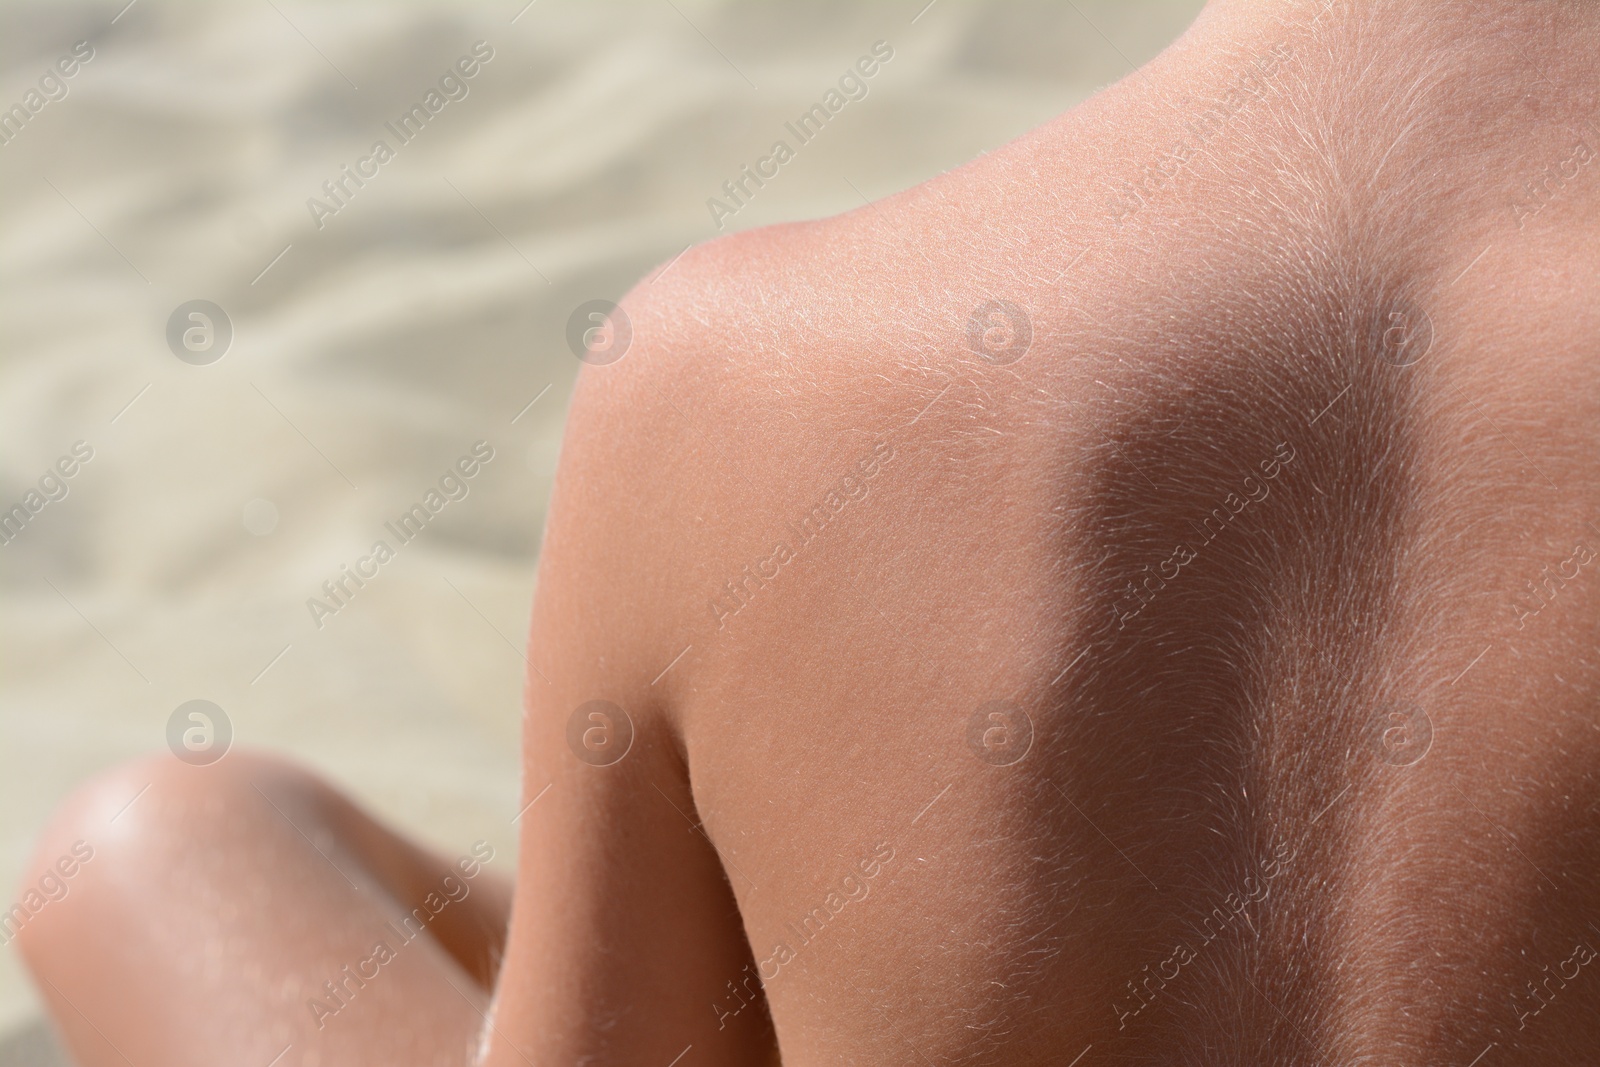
top-left (0, 0), bottom-right (1203, 1050)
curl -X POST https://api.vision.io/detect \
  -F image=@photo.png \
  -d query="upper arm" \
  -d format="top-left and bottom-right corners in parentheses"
top-left (483, 267), bottom-right (778, 1065)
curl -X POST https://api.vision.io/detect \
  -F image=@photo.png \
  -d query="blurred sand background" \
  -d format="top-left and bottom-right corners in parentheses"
top-left (0, 0), bottom-right (1203, 1056)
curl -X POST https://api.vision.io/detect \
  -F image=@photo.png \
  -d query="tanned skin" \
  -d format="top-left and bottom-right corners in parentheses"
top-left (16, 1), bottom-right (1600, 1064)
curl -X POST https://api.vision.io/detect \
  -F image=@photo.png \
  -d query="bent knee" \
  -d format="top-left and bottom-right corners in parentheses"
top-left (21, 747), bottom-right (326, 856)
top-left (8, 748), bottom-right (332, 959)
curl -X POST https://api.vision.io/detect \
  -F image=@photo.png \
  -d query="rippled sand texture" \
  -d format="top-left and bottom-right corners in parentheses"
top-left (0, 0), bottom-right (1203, 1039)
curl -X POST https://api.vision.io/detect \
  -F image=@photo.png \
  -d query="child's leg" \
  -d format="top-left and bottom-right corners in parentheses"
top-left (12, 750), bottom-right (511, 1067)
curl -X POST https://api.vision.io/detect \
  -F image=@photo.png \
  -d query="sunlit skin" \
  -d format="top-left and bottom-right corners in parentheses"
top-left (17, 1), bottom-right (1600, 1064)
